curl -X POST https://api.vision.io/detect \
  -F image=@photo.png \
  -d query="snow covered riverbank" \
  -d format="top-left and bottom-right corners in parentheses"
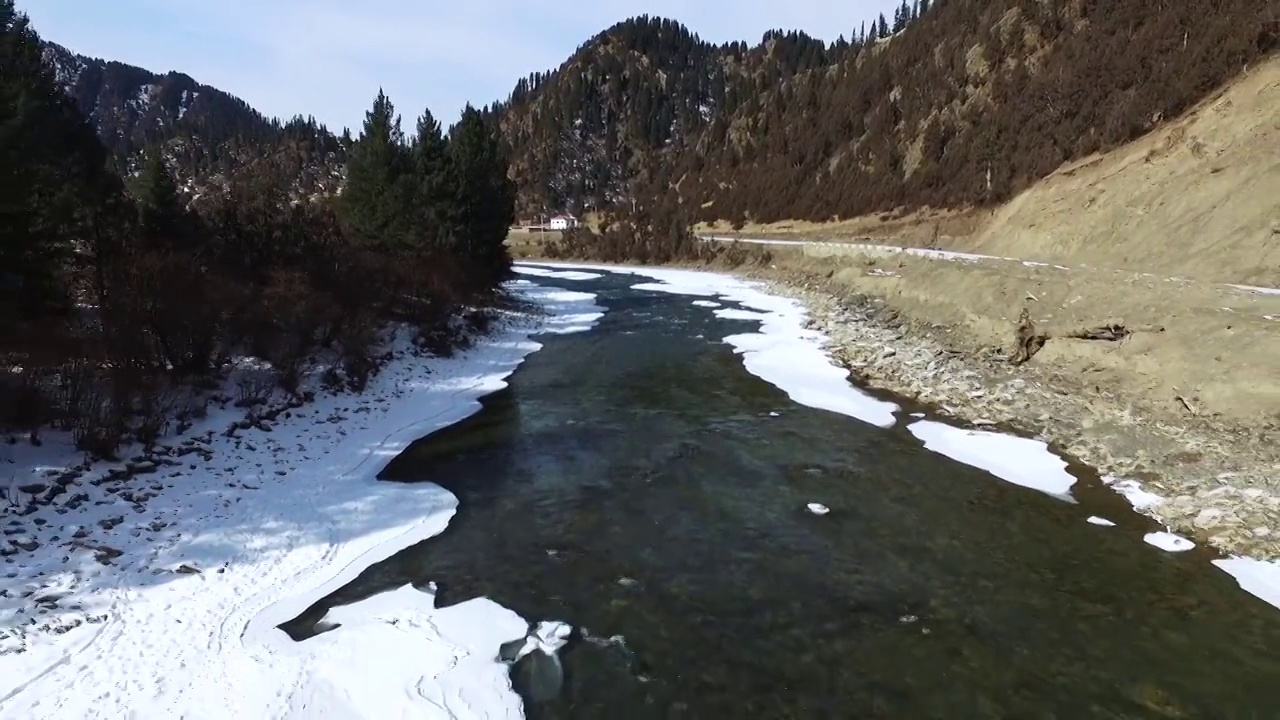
top-left (0, 281), bottom-right (603, 719)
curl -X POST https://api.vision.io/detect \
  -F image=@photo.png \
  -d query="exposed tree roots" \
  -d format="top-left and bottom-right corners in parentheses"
top-left (1010, 308), bottom-right (1165, 365)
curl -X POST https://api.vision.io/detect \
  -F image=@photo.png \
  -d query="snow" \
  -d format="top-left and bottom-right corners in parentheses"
top-left (1101, 475), bottom-right (1280, 608)
top-left (699, 235), bottom-right (1012, 264)
top-left (511, 266), bottom-right (602, 282)
top-left (699, 236), bottom-right (1275, 297)
top-left (1213, 558), bottom-right (1280, 611)
top-left (691, 300), bottom-right (721, 308)
top-left (906, 420), bottom-right (1077, 500)
top-left (806, 503), bottom-right (831, 516)
top-left (523, 263), bottom-right (899, 429)
top-left (1144, 531), bottom-right (1196, 553)
top-left (1228, 284), bottom-right (1280, 296)
top-left (509, 620), bottom-right (572, 661)
top-left (1102, 475), bottom-right (1166, 511)
top-left (284, 586), bottom-right (531, 718)
top-left (1087, 516), bottom-right (1117, 527)
top-left (0, 281), bottom-right (604, 718)
top-left (713, 307), bottom-right (771, 321)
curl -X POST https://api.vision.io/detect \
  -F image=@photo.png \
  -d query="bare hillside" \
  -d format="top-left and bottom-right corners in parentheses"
top-left (968, 55), bottom-right (1280, 286)
top-left (703, 54), bottom-right (1280, 286)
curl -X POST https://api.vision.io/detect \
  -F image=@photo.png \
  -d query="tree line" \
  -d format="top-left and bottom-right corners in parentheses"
top-left (1, 1), bottom-right (514, 457)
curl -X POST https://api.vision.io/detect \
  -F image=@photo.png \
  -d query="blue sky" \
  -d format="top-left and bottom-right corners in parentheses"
top-left (22, 0), bottom-right (905, 132)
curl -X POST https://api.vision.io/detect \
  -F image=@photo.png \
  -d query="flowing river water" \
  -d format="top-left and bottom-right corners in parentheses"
top-left (282, 270), bottom-right (1280, 718)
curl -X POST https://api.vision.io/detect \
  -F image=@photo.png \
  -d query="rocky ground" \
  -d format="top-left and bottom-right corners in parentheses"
top-left (743, 264), bottom-right (1280, 560)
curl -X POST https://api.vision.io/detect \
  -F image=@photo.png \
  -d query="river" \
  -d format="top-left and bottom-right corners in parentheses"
top-left (280, 268), bottom-right (1280, 718)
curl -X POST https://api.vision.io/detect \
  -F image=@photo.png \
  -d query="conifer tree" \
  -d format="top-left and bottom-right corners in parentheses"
top-left (410, 108), bottom-right (450, 247)
top-left (878, 14), bottom-right (890, 39)
top-left (339, 90), bottom-right (413, 251)
top-left (1, 1), bottom-right (65, 314)
top-left (135, 147), bottom-right (187, 250)
top-left (443, 105), bottom-right (515, 283)
top-left (1, 0), bottom-right (121, 317)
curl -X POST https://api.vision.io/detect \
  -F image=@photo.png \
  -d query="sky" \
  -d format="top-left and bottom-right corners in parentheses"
top-left (21, 0), bottom-right (905, 132)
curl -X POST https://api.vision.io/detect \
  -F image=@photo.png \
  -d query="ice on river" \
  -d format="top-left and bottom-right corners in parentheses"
top-left (906, 420), bottom-right (1077, 500)
top-left (1144, 531), bottom-right (1196, 553)
top-left (512, 266), bottom-right (603, 281)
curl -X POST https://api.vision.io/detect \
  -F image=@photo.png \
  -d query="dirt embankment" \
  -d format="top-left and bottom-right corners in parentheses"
top-left (743, 250), bottom-right (1280, 559)
top-left (518, 59), bottom-right (1280, 558)
top-left (700, 56), bottom-right (1280, 287)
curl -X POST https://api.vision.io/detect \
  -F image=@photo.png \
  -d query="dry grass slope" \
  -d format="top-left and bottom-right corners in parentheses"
top-left (968, 55), bottom-right (1280, 286)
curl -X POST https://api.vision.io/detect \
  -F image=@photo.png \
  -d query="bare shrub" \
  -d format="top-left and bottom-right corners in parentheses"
top-left (51, 359), bottom-right (96, 431)
top-left (72, 386), bottom-right (123, 459)
top-left (134, 380), bottom-right (188, 446)
top-left (255, 271), bottom-right (329, 395)
top-left (235, 370), bottom-right (276, 408)
top-left (336, 316), bottom-right (378, 391)
top-left (126, 251), bottom-right (224, 377)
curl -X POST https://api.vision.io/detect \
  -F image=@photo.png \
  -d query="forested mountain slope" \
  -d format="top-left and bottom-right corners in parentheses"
top-left (496, 1), bottom-right (1278, 225)
top-left (41, 42), bottom-right (345, 199)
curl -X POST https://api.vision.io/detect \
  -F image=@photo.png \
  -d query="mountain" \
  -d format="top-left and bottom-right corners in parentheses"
top-left (495, 1), bottom-right (1278, 224)
top-left (492, 15), bottom-right (839, 218)
top-left (41, 1), bottom-right (1277, 224)
top-left (41, 42), bottom-right (345, 201)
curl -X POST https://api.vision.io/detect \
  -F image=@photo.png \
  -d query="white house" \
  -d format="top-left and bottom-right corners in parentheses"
top-left (549, 214), bottom-right (579, 231)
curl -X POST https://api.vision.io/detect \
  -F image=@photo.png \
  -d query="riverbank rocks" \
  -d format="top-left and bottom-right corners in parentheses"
top-left (749, 269), bottom-right (1280, 562)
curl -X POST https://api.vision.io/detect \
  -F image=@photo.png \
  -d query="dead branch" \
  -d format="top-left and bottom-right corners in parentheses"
top-left (1061, 323), bottom-right (1165, 342)
top-left (1010, 308), bottom-right (1048, 365)
top-left (1009, 310), bottom-right (1165, 365)
top-left (1175, 394), bottom-right (1199, 416)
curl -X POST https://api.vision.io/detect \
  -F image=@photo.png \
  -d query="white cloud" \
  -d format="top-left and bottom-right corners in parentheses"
top-left (22, 0), bottom-right (905, 131)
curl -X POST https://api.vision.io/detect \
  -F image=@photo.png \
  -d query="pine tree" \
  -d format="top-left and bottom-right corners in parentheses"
top-left (339, 89), bottom-right (413, 251)
top-left (1, 0), bottom-right (121, 318)
top-left (409, 108), bottom-right (451, 248)
top-left (920, 0), bottom-right (931, 15)
top-left (1, 1), bottom-right (63, 315)
top-left (135, 147), bottom-right (187, 250)
top-left (443, 105), bottom-right (515, 283)
top-left (878, 14), bottom-right (890, 39)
